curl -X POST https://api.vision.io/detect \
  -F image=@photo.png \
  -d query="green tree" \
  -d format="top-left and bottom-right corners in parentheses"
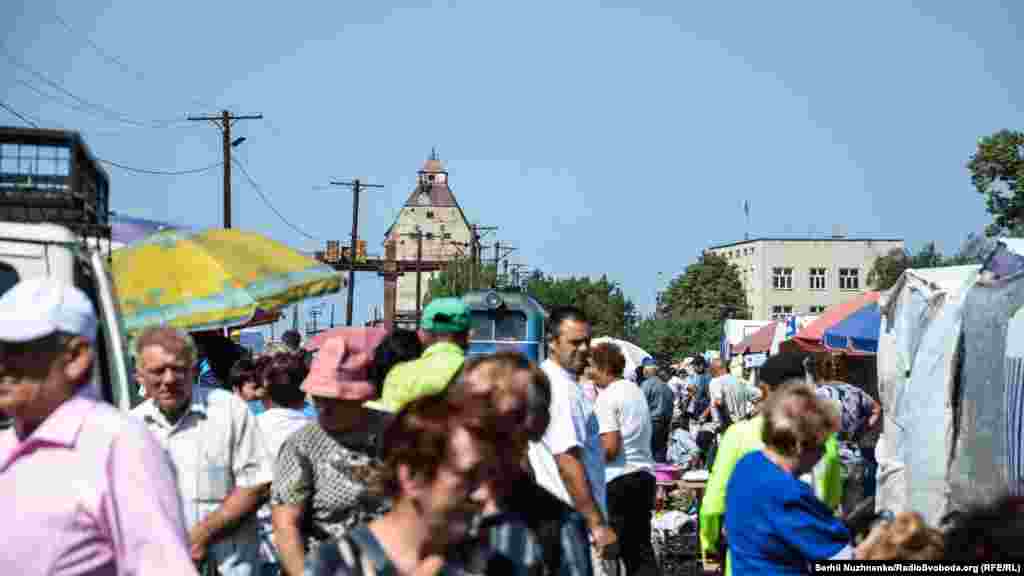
top-left (867, 247), bottom-right (910, 290)
top-left (867, 241), bottom-right (985, 290)
top-left (909, 241), bottom-right (945, 269)
top-left (633, 315), bottom-right (721, 366)
top-left (525, 273), bottom-right (637, 339)
top-left (639, 253), bottom-right (747, 365)
top-left (658, 252), bottom-right (749, 320)
top-left (425, 257), bottom-right (497, 302)
top-left (968, 130), bottom-right (1024, 236)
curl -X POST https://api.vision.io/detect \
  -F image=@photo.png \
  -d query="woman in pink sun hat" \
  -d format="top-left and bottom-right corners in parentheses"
top-left (269, 327), bottom-right (394, 576)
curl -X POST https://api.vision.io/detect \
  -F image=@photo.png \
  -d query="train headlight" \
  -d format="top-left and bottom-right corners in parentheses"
top-left (485, 290), bottom-right (503, 309)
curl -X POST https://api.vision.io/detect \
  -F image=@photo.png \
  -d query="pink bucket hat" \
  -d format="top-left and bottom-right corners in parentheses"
top-left (302, 327), bottom-right (388, 401)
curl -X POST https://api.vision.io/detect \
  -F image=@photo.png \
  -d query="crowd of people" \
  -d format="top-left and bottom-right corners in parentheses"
top-left (1, 276), bottom-right (1022, 575)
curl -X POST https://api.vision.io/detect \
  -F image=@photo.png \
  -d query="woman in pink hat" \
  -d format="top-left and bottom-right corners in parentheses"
top-left (269, 327), bottom-right (393, 576)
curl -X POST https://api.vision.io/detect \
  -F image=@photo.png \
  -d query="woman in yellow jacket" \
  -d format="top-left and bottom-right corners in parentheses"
top-left (699, 352), bottom-right (843, 576)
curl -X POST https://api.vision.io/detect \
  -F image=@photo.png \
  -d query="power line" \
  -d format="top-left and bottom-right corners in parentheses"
top-left (54, 14), bottom-right (136, 76)
top-left (1, 46), bottom-right (187, 128)
top-left (52, 13), bottom-right (220, 112)
top-left (12, 76), bottom-right (198, 134)
top-left (232, 159), bottom-right (321, 241)
top-left (0, 99), bottom-right (40, 127)
top-left (99, 158), bottom-right (222, 176)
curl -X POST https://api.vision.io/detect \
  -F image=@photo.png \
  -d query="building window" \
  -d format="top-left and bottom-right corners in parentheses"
top-left (426, 211), bottom-right (434, 219)
top-left (771, 305), bottom-right (794, 320)
top-left (772, 267), bottom-right (793, 290)
top-left (809, 305), bottom-right (826, 314)
top-left (839, 268), bottom-right (860, 291)
top-left (809, 268), bottom-right (827, 291)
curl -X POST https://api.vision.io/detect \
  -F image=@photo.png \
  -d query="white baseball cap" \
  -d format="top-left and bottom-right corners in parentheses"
top-left (0, 276), bottom-right (97, 343)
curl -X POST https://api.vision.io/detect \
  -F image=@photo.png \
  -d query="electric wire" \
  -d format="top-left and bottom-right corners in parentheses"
top-left (0, 99), bottom-right (40, 127)
top-left (12, 76), bottom-right (199, 135)
top-left (231, 158), bottom-right (322, 241)
top-left (1, 46), bottom-right (189, 129)
top-left (52, 13), bottom-right (220, 112)
top-left (99, 158), bottom-right (222, 176)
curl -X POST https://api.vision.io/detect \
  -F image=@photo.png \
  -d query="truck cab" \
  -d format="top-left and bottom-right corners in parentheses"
top-left (0, 222), bottom-right (134, 418)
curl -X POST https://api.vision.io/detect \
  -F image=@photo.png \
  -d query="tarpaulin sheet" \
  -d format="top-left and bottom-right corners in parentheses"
top-left (952, 269), bottom-right (1024, 510)
top-left (875, 265), bottom-right (979, 522)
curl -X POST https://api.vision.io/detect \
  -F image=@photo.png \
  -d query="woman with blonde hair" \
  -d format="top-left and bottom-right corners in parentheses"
top-left (724, 382), bottom-right (854, 574)
top-left (857, 511), bottom-right (943, 561)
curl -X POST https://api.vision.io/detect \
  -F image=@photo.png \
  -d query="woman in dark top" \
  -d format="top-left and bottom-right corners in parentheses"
top-left (271, 328), bottom-right (391, 576)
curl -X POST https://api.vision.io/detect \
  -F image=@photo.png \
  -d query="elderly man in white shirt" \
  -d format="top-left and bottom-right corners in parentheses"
top-left (132, 326), bottom-right (272, 576)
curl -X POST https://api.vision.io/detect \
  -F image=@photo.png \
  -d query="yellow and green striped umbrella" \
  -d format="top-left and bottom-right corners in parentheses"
top-left (112, 228), bottom-right (342, 334)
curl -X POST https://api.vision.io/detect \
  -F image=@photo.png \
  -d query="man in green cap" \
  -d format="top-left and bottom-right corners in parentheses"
top-left (368, 297), bottom-right (471, 413)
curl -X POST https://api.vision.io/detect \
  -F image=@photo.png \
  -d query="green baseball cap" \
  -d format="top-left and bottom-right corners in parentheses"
top-left (421, 297), bottom-right (471, 333)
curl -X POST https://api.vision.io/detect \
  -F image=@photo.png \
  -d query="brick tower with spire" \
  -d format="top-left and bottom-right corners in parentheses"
top-left (384, 149), bottom-right (473, 321)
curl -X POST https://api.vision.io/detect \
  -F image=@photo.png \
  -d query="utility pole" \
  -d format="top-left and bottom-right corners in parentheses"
top-left (491, 241), bottom-right (517, 289)
top-left (310, 307), bottom-right (322, 333)
top-left (494, 241), bottom-right (501, 274)
top-left (401, 227), bottom-right (426, 321)
top-left (446, 239), bottom-right (471, 295)
top-left (469, 224), bottom-right (498, 290)
top-left (416, 229), bottom-right (424, 319)
top-left (329, 178), bottom-right (385, 326)
top-left (510, 263), bottom-right (530, 291)
top-left (187, 110), bottom-right (263, 228)
top-left (493, 241), bottom-right (501, 289)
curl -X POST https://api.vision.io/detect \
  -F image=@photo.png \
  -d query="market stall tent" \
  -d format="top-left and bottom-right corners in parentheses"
top-left (824, 300), bottom-right (881, 354)
top-left (779, 292), bottom-right (880, 356)
top-left (591, 336), bottom-right (653, 381)
top-left (873, 263), bottom-right (1016, 524)
top-left (732, 321), bottom-right (779, 355)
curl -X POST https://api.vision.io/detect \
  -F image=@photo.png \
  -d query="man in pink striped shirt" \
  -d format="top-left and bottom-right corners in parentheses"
top-left (0, 277), bottom-right (197, 575)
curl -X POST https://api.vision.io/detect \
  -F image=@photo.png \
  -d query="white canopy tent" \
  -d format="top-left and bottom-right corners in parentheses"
top-left (876, 244), bottom-right (1024, 523)
top-left (591, 336), bottom-right (653, 381)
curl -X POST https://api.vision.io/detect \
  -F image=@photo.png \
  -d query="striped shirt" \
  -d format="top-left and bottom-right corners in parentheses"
top-left (453, 481), bottom-right (594, 576)
top-left (305, 524), bottom-right (460, 576)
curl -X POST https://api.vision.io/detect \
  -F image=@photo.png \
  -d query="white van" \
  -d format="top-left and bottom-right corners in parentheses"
top-left (0, 222), bottom-right (135, 415)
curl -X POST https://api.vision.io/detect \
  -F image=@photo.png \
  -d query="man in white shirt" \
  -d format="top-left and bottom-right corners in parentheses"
top-left (705, 358), bottom-right (745, 430)
top-left (132, 326), bottom-right (272, 576)
top-left (527, 307), bottom-right (618, 567)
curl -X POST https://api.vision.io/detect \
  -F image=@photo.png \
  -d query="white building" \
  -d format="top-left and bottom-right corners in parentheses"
top-left (706, 236), bottom-right (904, 321)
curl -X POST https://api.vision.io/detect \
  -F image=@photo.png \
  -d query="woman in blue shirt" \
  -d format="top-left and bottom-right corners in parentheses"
top-left (725, 382), bottom-right (858, 574)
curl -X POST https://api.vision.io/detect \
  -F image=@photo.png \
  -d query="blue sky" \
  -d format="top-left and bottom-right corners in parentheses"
top-left (2, 1), bottom-right (1021, 334)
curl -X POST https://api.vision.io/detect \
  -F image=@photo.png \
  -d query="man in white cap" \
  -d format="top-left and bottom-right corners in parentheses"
top-left (0, 277), bottom-right (197, 575)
